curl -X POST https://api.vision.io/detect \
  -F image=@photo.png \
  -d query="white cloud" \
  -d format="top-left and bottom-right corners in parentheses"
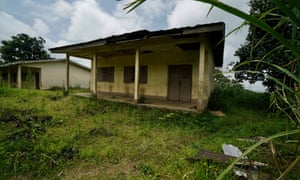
top-left (167, 0), bottom-right (211, 27)
top-left (0, 11), bottom-right (36, 41)
top-left (33, 18), bottom-right (49, 35)
top-left (1, 0), bottom-right (251, 69)
top-left (167, 0), bottom-right (250, 68)
top-left (23, 0), bottom-right (72, 23)
top-left (63, 0), bottom-right (143, 42)
top-left (139, 0), bottom-right (168, 19)
top-left (23, 0), bottom-right (58, 22)
top-left (52, 0), bottom-right (73, 19)
top-left (0, 11), bottom-right (59, 58)
top-left (113, 0), bottom-right (144, 29)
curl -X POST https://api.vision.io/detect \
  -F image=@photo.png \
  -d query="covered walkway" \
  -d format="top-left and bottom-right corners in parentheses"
top-left (73, 92), bottom-right (198, 113)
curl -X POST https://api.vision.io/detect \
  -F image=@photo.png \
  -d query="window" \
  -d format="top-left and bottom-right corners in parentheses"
top-left (124, 66), bottom-right (134, 83)
top-left (139, 66), bottom-right (148, 83)
top-left (97, 67), bottom-right (114, 82)
top-left (124, 66), bottom-right (148, 84)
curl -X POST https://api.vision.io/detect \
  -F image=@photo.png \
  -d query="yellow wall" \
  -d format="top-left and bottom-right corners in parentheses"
top-left (96, 43), bottom-right (215, 101)
top-left (203, 39), bottom-right (215, 105)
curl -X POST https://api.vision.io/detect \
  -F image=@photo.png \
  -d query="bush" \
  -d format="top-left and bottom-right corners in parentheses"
top-left (208, 70), bottom-right (269, 112)
top-left (0, 84), bottom-right (11, 96)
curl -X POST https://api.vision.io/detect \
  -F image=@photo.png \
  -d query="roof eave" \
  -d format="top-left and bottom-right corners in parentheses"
top-left (49, 22), bottom-right (225, 54)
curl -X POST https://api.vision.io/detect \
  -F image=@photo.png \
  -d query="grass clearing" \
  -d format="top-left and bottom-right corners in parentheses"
top-left (0, 86), bottom-right (298, 179)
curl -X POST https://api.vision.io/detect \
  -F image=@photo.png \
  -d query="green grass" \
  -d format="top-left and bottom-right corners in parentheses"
top-left (0, 85), bottom-right (298, 179)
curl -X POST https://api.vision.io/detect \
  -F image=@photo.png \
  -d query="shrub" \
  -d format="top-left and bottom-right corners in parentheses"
top-left (208, 70), bottom-right (269, 112)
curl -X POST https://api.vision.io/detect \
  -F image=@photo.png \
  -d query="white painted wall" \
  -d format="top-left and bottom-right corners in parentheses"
top-left (22, 61), bottom-right (90, 89)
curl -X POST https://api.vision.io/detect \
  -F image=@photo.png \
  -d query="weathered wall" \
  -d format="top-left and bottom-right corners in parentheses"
top-left (96, 40), bottom-right (215, 101)
top-left (22, 61), bottom-right (90, 89)
top-left (203, 38), bottom-right (215, 106)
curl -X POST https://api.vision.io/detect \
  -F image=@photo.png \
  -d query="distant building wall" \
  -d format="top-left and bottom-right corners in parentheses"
top-left (22, 61), bottom-right (90, 89)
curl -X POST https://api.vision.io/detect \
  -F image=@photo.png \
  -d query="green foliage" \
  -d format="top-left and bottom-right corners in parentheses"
top-left (0, 87), bottom-right (297, 179)
top-left (234, 0), bottom-right (300, 91)
top-left (23, 69), bottom-right (35, 89)
top-left (0, 84), bottom-right (11, 96)
top-left (0, 107), bottom-right (75, 178)
top-left (209, 70), bottom-right (269, 113)
top-left (217, 129), bottom-right (300, 180)
top-left (0, 33), bottom-right (51, 63)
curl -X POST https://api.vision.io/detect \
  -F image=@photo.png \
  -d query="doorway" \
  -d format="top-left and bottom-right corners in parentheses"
top-left (35, 72), bottom-right (40, 89)
top-left (167, 65), bottom-right (192, 101)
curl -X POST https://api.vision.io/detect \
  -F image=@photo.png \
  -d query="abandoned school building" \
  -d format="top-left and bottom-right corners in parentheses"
top-left (50, 22), bottom-right (225, 112)
top-left (0, 59), bottom-right (90, 89)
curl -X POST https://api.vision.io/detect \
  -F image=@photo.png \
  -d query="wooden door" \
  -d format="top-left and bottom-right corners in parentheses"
top-left (168, 65), bottom-right (192, 101)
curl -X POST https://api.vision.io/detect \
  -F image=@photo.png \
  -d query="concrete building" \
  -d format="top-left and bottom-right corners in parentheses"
top-left (50, 22), bottom-right (225, 112)
top-left (0, 59), bottom-right (90, 89)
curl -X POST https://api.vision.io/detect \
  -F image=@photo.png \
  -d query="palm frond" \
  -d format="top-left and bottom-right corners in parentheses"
top-left (271, 0), bottom-right (300, 27)
top-left (194, 0), bottom-right (300, 56)
top-left (123, 0), bottom-right (146, 13)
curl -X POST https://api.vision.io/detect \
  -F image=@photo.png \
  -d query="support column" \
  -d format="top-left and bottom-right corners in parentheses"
top-left (91, 53), bottom-right (97, 94)
top-left (134, 48), bottom-right (140, 102)
top-left (65, 54), bottom-right (70, 93)
top-left (17, 65), bottom-right (22, 88)
top-left (7, 67), bottom-right (11, 87)
top-left (198, 43), bottom-right (206, 112)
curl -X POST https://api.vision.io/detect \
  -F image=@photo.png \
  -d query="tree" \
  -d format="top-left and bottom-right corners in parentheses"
top-left (234, 0), bottom-right (300, 91)
top-left (0, 33), bottom-right (51, 63)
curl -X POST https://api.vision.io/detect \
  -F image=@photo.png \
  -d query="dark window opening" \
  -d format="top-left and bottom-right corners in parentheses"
top-left (124, 66), bottom-right (148, 84)
top-left (97, 67), bottom-right (114, 82)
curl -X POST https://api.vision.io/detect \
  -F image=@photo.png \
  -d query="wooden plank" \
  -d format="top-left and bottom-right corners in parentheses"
top-left (187, 149), bottom-right (268, 167)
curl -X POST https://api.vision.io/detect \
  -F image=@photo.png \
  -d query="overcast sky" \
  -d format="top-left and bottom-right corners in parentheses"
top-left (0, 0), bottom-right (250, 69)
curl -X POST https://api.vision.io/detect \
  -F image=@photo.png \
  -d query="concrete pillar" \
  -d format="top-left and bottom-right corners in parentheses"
top-left (7, 67), bottom-right (11, 87)
top-left (91, 53), bottom-right (97, 94)
top-left (65, 54), bottom-right (70, 92)
top-left (134, 48), bottom-right (140, 102)
top-left (198, 43), bottom-right (206, 111)
top-left (17, 65), bottom-right (22, 88)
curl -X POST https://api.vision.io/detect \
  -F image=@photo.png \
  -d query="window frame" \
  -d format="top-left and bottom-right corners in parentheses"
top-left (123, 66), bottom-right (148, 84)
top-left (97, 67), bottom-right (114, 82)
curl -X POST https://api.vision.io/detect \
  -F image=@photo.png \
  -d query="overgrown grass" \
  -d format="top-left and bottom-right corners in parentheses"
top-left (0, 85), bottom-right (298, 179)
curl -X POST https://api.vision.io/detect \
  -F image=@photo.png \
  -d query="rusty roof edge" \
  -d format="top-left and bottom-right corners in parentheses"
top-left (49, 22), bottom-right (225, 53)
top-left (0, 59), bottom-right (64, 67)
top-left (0, 58), bottom-right (90, 70)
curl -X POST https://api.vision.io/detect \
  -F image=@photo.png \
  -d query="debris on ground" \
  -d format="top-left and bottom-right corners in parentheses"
top-left (209, 110), bottom-right (226, 117)
top-left (187, 149), bottom-right (267, 166)
top-left (188, 143), bottom-right (269, 179)
top-left (222, 143), bottom-right (243, 158)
